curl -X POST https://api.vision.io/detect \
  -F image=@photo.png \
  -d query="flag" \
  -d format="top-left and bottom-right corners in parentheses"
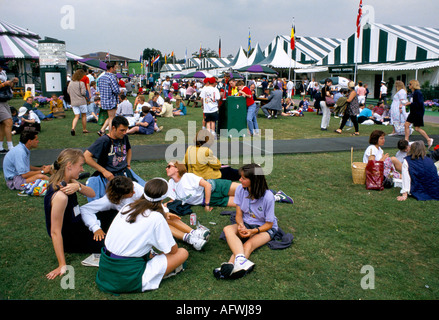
top-left (105, 52), bottom-right (110, 61)
top-left (356, 0), bottom-right (363, 38)
top-left (152, 54), bottom-right (160, 64)
top-left (185, 48), bottom-right (187, 64)
top-left (218, 38), bottom-right (221, 58)
top-left (199, 43), bottom-right (202, 58)
top-left (165, 54), bottom-right (167, 64)
top-left (248, 29), bottom-right (251, 52)
top-left (290, 20), bottom-right (295, 51)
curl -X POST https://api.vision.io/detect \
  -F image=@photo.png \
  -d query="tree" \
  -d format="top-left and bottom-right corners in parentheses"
top-left (142, 48), bottom-right (162, 62)
top-left (191, 47), bottom-right (219, 59)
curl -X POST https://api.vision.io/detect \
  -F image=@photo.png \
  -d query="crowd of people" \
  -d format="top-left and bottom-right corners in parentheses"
top-left (1, 61), bottom-right (438, 294)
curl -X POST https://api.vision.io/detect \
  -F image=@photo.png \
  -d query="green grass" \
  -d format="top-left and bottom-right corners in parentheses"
top-left (1, 96), bottom-right (439, 301)
top-left (1, 152), bottom-right (438, 300)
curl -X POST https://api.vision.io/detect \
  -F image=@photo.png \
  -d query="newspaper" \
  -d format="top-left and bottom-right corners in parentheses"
top-left (81, 254), bottom-right (100, 267)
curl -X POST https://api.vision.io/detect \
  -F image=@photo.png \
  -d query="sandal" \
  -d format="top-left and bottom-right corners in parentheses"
top-left (334, 129), bottom-right (342, 134)
top-left (83, 130), bottom-right (90, 134)
top-left (97, 130), bottom-right (103, 137)
top-left (70, 129), bottom-right (75, 136)
top-left (351, 132), bottom-right (360, 136)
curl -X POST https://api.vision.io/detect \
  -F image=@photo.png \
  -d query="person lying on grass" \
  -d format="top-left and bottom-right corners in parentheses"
top-left (80, 176), bottom-right (210, 251)
top-left (95, 178), bottom-right (188, 294)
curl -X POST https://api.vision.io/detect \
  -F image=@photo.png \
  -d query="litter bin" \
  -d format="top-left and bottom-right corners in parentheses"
top-left (218, 96), bottom-right (247, 137)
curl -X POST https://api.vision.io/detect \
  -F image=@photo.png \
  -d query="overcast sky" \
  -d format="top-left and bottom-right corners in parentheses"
top-left (2, 0), bottom-right (438, 61)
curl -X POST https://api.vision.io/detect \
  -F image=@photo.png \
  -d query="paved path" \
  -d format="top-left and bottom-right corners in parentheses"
top-left (1, 134), bottom-right (437, 168)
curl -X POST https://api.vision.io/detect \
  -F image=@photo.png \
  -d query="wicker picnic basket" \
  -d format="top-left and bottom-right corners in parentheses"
top-left (351, 147), bottom-right (366, 184)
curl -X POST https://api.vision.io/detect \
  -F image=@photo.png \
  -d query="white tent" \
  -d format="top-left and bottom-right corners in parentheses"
top-left (259, 36), bottom-right (306, 69)
top-left (227, 46), bottom-right (249, 69)
top-left (246, 42), bottom-right (266, 66)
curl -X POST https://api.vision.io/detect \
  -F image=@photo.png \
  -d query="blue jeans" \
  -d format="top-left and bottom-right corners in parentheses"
top-left (246, 103), bottom-right (259, 135)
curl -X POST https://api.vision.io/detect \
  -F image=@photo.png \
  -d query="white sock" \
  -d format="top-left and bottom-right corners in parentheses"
top-left (0, 142), bottom-right (4, 151)
top-left (234, 254), bottom-right (246, 263)
top-left (7, 141), bottom-right (13, 150)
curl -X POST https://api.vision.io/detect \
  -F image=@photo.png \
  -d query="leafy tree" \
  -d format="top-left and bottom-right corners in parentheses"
top-left (191, 47), bottom-right (218, 59)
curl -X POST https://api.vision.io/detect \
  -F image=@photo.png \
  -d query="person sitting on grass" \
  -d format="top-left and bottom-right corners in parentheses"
top-left (184, 129), bottom-right (240, 181)
top-left (3, 131), bottom-right (51, 190)
top-left (363, 130), bottom-right (402, 179)
top-left (12, 106), bottom-right (41, 134)
top-left (165, 160), bottom-right (240, 211)
top-left (95, 178), bottom-right (189, 294)
top-left (173, 97), bottom-right (187, 116)
top-left (213, 163), bottom-right (279, 280)
top-left (49, 94), bottom-right (66, 119)
top-left (80, 176), bottom-right (210, 251)
top-left (44, 149), bottom-right (98, 280)
top-left (397, 140), bottom-right (439, 202)
top-left (84, 116), bottom-right (146, 202)
top-left (126, 105), bottom-right (163, 135)
top-left (157, 97), bottom-right (174, 117)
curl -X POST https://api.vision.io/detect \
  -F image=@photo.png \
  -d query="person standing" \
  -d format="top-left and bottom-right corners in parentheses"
top-left (98, 62), bottom-right (120, 136)
top-left (320, 78), bottom-right (333, 130)
top-left (237, 80), bottom-right (259, 136)
top-left (389, 80), bottom-right (408, 136)
top-left (380, 81), bottom-right (388, 105)
top-left (0, 72), bottom-right (18, 153)
top-left (67, 69), bottom-right (89, 135)
top-left (404, 80), bottom-right (434, 148)
top-left (334, 81), bottom-right (360, 136)
top-left (199, 77), bottom-right (220, 135)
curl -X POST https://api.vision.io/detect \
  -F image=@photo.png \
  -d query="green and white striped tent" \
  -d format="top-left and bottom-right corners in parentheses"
top-left (263, 35), bottom-right (344, 66)
top-left (316, 23), bottom-right (439, 67)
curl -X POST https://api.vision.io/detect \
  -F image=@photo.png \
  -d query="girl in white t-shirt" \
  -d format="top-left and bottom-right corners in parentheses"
top-left (363, 130), bottom-right (402, 178)
top-left (96, 178), bottom-right (189, 293)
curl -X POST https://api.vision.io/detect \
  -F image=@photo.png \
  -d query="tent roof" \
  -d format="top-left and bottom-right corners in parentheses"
top-left (0, 20), bottom-right (39, 39)
top-left (259, 36), bottom-right (306, 68)
top-left (227, 46), bottom-right (249, 69)
top-left (317, 23), bottom-right (439, 66)
top-left (247, 43), bottom-right (266, 66)
top-left (271, 35), bottom-right (343, 64)
top-left (0, 20), bottom-right (82, 60)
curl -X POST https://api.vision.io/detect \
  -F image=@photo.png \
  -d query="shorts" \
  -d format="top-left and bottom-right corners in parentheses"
top-left (244, 222), bottom-right (277, 240)
top-left (5, 175), bottom-right (26, 190)
top-left (72, 105), bottom-right (88, 115)
top-left (0, 101), bottom-right (12, 122)
top-left (204, 111), bottom-right (218, 122)
top-left (205, 179), bottom-right (232, 207)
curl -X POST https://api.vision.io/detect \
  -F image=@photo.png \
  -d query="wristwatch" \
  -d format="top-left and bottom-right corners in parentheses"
top-left (40, 170), bottom-right (44, 174)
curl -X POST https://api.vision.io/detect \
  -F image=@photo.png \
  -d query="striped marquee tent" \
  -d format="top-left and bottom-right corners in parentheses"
top-left (264, 34), bottom-right (344, 66)
top-left (247, 43), bottom-right (266, 66)
top-left (227, 46), bottom-right (249, 69)
top-left (259, 36), bottom-right (307, 69)
top-left (316, 23), bottom-right (439, 67)
top-left (0, 20), bottom-right (82, 60)
top-left (0, 20), bottom-right (83, 86)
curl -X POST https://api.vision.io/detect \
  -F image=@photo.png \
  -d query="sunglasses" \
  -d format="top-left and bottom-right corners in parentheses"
top-left (166, 164), bottom-right (175, 169)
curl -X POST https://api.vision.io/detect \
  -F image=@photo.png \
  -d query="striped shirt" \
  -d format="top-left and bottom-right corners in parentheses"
top-left (99, 72), bottom-right (120, 110)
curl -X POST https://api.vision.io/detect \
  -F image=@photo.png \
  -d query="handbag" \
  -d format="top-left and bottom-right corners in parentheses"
top-left (0, 85), bottom-right (13, 102)
top-left (365, 159), bottom-right (384, 191)
top-left (325, 96), bottom-right (335, 107)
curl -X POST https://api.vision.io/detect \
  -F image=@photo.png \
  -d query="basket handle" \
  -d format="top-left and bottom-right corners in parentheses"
top-left (351, 147), bottom-right (353, 165)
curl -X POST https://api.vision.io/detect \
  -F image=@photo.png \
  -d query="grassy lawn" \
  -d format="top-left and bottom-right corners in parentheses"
top-left (1, 96), bottom-right (438, 301)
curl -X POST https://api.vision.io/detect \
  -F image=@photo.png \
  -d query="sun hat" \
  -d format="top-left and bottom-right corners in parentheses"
top-left (18, 107), bottom-right (28, 117)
